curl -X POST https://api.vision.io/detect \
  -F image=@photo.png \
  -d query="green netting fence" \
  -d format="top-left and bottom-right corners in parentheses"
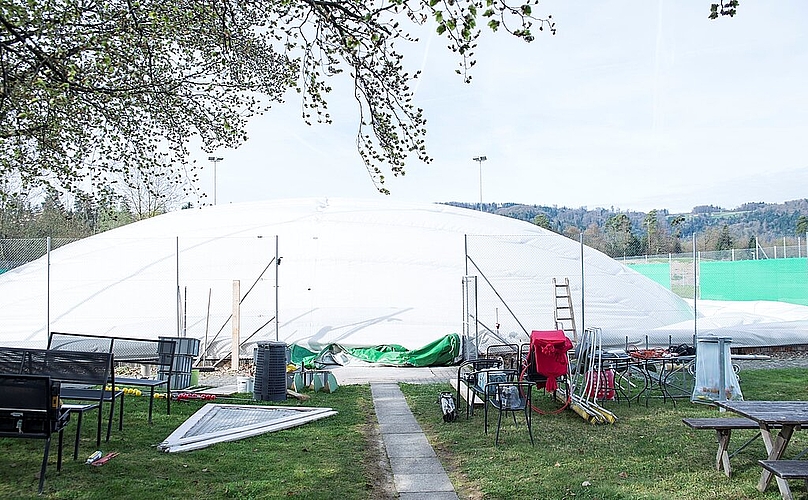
top-left (627, 258), bottom-right (808, 306)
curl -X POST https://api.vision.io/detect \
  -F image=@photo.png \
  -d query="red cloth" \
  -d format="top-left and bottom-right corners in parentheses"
top-left (530, 330), bottom-right (572, 392)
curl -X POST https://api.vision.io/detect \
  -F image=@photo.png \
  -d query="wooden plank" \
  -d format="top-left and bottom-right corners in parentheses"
top-left (232, 280), bottom-right (240, 370)
top-left (760, 460), bottom-right (808, 479)
top-left (682, 417), bottom-right (760, 430)
top-left (287, 389), bottom-right (310, 401)
top-left (449, 377), bottom-right (484, 407)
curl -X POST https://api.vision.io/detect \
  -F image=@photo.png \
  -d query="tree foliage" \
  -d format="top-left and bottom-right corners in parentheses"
top-left (532, 212), bottom-right (551, 229)
top-left (709, 1), bottom-right (739, 19)
top-left (451, 195), bottom-right (808, 259)
top-left (0, 0), bottom-right (554, 199)
top-left (643, 209), bottom-right (661, 255)
top-left (715, 223), bottom-right (733, 251)
top-left (0, 187), bottom-right (133, 239)
top-left (797, 215), bottom-right (808, 236)
top-left (605, 213), bottom-right (640, 257)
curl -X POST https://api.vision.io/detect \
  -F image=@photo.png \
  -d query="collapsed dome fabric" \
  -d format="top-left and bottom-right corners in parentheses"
top-left (2, 197), bottom-right (801, 357)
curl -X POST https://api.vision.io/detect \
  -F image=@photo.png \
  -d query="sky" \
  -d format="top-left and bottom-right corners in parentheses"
top-left (186, 1), bottom-right (808, 214)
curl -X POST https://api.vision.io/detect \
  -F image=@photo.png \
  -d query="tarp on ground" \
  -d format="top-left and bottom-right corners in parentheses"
top-left (293, 333), bottom-right (461, 368)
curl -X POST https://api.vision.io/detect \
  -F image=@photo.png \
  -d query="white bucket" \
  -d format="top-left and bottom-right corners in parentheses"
top-left (236, 376), bottom-right (254, 393)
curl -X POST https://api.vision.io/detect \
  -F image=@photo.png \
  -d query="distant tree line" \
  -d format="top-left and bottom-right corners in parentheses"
top-left (445, 200), bottom-right (808, 258)
top-left (4, 192), bottom-right (806, 258)
top-left (0, 172), bottom-right (188, 239)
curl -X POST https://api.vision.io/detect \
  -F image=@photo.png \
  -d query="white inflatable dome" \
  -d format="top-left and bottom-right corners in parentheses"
top-left (1, 198), bottom-right (805, 358)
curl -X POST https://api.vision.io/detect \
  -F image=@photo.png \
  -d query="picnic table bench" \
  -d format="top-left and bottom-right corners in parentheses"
top-left (758, 460), bottom-right (808, 500)
top-left (683, 417), bottom-right (782, 477)
top-left (716, 400), bottom-right (808, 499)
top-left (0, 373), bottom-right (71, 494)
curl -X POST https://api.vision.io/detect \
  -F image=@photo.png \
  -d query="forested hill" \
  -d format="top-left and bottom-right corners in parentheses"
top-left (441, 199), bottom-right (808, 256)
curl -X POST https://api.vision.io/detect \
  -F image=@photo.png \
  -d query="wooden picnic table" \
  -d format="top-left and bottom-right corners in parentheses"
top-left (715, 400), bottom-right (808, 498)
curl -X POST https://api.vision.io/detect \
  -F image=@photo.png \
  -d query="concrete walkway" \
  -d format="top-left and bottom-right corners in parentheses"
top-left (200, 366), bottom-right (461, 497)
top-left (334, 365), bottom-right (457, 385)
top-left (371, 383), bottom-right (458, 500)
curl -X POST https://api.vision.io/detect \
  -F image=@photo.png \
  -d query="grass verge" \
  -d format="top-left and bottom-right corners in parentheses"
top-left (401, 368), bottom-right (808, 500)
top-left (0, 385), bottom-right (375, 499)
top-left (3, 368), bottom-right (805, 499)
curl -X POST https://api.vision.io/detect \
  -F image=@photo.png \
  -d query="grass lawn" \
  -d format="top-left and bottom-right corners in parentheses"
top-left (401, 367), bottom-right (808, 500)
top-left (0, 386), bottom-right (379, 499)
top-left (2, 368), bottom-right (807, 499)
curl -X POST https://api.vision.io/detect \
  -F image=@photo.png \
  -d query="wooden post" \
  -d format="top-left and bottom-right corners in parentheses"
top-left (232, 280), bottom-right (240, 371)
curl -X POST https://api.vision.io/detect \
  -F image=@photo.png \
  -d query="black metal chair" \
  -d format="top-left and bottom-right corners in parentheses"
top-left (48, 332), bottom-right (176, 423)
top-left (485, 343), bottom-right (522, 372)
top-left (456, 358), bottom-right (503, 418)
top-left (485, 381), bottom-right (534, 446)
top-left (0, 374), bottom-right (70, 494)
top-left (60, 402), bottom-right (99, 460)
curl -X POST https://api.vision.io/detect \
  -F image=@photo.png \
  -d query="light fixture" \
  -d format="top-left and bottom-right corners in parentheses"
top-left (207, 156), bottom-right (223, 205)
top-left (472, 156), bottom-right (487, 211)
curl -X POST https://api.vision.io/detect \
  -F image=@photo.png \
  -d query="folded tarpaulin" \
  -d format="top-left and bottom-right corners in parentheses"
top-left (292, 333), bottom-right (461, 368)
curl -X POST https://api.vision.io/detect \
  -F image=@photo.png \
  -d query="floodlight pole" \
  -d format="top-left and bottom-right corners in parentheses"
top-left (207, 156), bottom-right (223, 205)
top-left (275, 235), bottom-right (279, 342)
top-left (472, 156), bottom-right (487, 211)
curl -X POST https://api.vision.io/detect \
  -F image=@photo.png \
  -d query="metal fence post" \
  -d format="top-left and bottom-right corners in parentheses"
top-left (46, 237), bottom-right (51, 336)
top-left (693, 234), bottom-right (698, 339)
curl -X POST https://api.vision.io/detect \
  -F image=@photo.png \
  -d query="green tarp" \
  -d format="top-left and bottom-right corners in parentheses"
top-left (290, 333), bottom-right (461, 369)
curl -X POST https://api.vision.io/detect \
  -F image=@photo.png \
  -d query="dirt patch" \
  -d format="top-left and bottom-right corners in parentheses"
top-left (429, 439), bottom-right (485, 500)
top-left (364, 415), bottom-right (396, 499)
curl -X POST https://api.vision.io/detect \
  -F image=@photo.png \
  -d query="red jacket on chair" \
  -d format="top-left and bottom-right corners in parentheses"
top-left (529, 330), bottom-right (572, 391)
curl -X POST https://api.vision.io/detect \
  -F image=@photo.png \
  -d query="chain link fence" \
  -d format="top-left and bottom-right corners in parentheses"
top-left (0, 238), bottom-right (79, 274)
top-left (0, 236), bottom-right (279, 361)
top-left (5, 229), bottom-right (807, 362)
top-left (621, 242), bottom-right (808, 306)
top-left (464, 234), bottom-right (695, 353)
top-left (464, 233), bottom-right (808, 356)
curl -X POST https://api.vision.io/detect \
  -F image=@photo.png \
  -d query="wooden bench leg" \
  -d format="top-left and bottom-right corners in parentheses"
top-left (716, 429), bottom-right (732, 477)
top-left (760, 426), bottom-right (795, 494)
top-left (778, 481), bottom-right (794, 500)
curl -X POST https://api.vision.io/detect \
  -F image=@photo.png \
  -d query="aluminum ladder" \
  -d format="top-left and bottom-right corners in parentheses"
top-left (553, 277), bottom-right (577, 343)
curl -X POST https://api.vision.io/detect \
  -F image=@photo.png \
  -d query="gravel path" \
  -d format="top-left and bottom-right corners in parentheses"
top-left (734, 351), bottom-right (808, 370)
top-left (193, 351), bottom-right (808, 389)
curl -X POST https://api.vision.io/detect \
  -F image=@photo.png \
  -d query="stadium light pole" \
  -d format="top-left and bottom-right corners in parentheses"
top-left (207, 156), bottom-right (223, 205)
top-left (473, 156), bottom-right (487, 211)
